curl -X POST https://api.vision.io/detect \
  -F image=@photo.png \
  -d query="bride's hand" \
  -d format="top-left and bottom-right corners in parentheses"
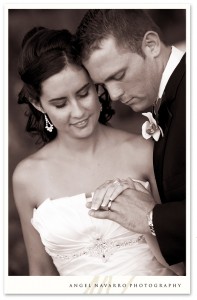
top-left (89, 178), bottom-right (149, 211)
top-left (88, 182), bottom-right (155, 235)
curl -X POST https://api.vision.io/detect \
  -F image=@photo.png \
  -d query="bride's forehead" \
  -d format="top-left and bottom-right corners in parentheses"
top-left (42, 66), bottom-right (88, 86)
top-left (41, 67), bottom-right (90, 98)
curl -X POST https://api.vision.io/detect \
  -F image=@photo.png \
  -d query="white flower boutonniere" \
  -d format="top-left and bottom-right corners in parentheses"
top-left (142, 112), bottom-right (164, 141)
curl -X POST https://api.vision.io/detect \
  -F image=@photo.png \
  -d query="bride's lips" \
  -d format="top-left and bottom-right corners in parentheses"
top-left (70, 118), bottom-right (89, 128)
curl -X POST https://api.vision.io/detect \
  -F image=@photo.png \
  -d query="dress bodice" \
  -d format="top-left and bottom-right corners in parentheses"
top-left (31, 182), bottom-right (176, 276)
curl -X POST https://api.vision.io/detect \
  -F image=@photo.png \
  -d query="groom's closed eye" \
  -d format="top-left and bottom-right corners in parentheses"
top-left (113, 71), bottom-right (125, 81)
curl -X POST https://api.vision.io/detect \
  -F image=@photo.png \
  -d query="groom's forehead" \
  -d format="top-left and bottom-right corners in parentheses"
top-left (83, 34), bottom-right (125, 61)
top-left (87, 37), bottom-right (129, 64)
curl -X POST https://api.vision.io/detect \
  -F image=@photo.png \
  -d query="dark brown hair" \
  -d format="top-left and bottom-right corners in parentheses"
top-left (75, 9), bottom-right (165, 61)
top-left (18, 27), bottom-right (114, 144)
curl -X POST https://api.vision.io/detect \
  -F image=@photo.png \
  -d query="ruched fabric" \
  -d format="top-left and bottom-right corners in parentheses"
top-left (31, 181), bottom-right (176, 276)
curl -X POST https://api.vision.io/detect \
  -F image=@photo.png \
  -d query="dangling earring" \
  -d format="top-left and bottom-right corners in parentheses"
top-left (44, 114), bottom-right (54, 132)
top-left (100, 104), bottom-right (103, 112)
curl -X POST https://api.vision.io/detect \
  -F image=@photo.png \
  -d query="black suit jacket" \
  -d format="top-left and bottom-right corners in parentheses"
top-left (153, 54), bottom-right (186, 265)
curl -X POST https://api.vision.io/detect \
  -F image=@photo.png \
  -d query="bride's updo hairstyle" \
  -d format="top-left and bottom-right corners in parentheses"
top-left (18, 27), bottom-right (114, 144)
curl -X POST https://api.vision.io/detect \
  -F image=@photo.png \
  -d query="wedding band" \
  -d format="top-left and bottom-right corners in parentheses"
top-left (108, 200), bottom-right (112, 209)
top-left (100, 203), bottom-right (109, 211)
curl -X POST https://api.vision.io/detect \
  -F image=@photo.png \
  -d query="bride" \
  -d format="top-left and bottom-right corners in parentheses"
top-left (13, 26), bottom-right (180, 276)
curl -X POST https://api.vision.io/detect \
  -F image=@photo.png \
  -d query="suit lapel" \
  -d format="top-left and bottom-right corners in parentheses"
top-left (158, 93), bottom-right (173, 133)
top-left (153, 96), bottom-right (173, 200)
top-left (153, 54), bottom-right (186, 200)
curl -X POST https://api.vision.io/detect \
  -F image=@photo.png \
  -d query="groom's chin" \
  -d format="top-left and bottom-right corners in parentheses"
top-left (130, 103), bottom-right (152, 113)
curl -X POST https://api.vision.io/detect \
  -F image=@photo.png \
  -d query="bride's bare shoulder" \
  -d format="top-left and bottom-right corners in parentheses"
top-left (106, 126), bottom-right (153, 149)
top-left (12, 145), bottom-right (48, 187)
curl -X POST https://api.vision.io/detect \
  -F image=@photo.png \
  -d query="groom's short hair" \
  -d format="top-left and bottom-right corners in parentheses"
top-left (76, 9), bottom-right (165, 61)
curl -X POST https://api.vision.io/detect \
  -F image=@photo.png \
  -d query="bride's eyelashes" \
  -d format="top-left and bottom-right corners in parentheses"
top-left (55, 101), bottom-right (67, 109)
top-left (78, 90), bottom-right (89, 98)
top-left (77, 83), bottom-right (92, 98)
top-left (53, 90), bottom-right (91, 109)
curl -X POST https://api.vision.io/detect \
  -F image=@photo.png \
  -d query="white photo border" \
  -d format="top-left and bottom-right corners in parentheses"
top-left (4, 1), bottom-right (190, 296)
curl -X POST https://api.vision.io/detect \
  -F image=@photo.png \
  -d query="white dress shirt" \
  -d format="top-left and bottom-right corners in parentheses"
top-left (158, 46), bottom-right (185, 99)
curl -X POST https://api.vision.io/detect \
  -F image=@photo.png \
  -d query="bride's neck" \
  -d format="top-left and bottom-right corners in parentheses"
top-left (54, 123), bottom-right (105, 157)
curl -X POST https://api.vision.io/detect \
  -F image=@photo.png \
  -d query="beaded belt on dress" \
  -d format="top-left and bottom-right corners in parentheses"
top-left (45, 235), bottom-right (145, 263)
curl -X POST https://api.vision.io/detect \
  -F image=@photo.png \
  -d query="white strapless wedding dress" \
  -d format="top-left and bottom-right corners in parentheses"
top-left (31, 181), bottom-right (176, 276)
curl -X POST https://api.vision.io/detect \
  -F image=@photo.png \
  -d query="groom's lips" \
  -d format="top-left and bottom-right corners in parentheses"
top-left (121, 98), bottom-right (134, 105)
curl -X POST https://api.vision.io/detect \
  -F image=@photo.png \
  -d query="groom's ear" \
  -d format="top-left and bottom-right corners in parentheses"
top-left (142, 31), bottom-right (161, 58)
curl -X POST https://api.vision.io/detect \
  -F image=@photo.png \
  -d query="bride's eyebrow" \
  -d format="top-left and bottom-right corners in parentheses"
top-left (47, 83), bottom-right (90, 102)
top-left (48, 96), bottom-right (67, 103)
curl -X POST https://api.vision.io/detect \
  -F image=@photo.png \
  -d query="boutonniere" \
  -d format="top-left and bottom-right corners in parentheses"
top-left (142, 112), bottom-right (164, 141)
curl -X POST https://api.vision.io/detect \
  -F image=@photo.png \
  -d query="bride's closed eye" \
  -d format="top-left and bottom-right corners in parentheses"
top-left (53, 99), bottom-right (67, 109)
top-left (78, 90), bottom-right (89, 98)
top-left (77, 85), bottom-right (91, 98)
top-left (55, 102), bottom-right (67, 108)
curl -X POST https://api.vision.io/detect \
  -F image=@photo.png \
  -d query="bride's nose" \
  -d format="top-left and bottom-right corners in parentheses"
top-left (70, 100), bottom-right (85, 118)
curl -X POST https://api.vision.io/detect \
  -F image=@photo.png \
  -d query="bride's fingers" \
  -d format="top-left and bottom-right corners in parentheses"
top-left (88, 208), bottom-right (114, 220)
top-left (91, 178), bottom-right (122, 210)
top-left (91, 188), bottom-right (108, 210)
top-left (86, 201), bottom-right (92, 209)
top-left (123, 178), bottom-right (150, 194)
top-left (101, 178), bottom-right (135, 205)
top-left (100, 180), bottom-right (122, 207)
top-left (91, 180), bottom-right (114, 210)
top-left (90, 178), bottom-right (149, 210)
top-left (103, 181), bottom-right (131, 203)
top-left (132, 181), bottom-right (150, 194)
top-left (107, 178), bottom-right (137, 202)
top-left (125, 177), bottom-right (137, 189)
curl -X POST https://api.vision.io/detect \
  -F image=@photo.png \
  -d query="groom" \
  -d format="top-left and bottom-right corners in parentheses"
top-left (75, 9), bottom-right (186, 267)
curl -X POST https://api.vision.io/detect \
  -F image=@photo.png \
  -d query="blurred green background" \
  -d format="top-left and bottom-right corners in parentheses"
top-left (8, 9), bottom-right (186, 275)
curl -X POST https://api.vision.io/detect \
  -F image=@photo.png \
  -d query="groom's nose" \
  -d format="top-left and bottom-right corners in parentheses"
top-left (107, 83), bottom-right (124, 102)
